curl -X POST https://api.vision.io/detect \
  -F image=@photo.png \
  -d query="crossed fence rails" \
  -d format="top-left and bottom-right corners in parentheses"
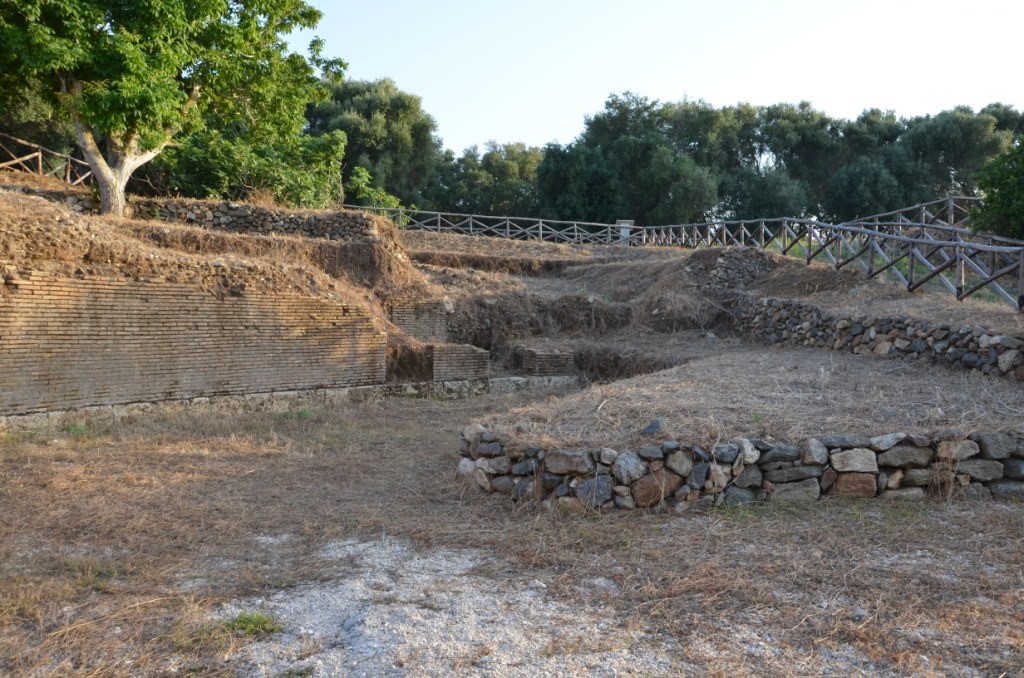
top-left (353, 199), bottom-right (1024, 311)
top-left (0, 132), bottom-right (93, 186)
top-left (0, 133), bottom-right (1017, 310)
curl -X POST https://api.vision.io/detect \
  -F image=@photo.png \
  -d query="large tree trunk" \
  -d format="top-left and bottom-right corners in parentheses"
top-left (71, 118), bottom-right (162, 217)
top-left (66, 79), bottom-right (171, 217)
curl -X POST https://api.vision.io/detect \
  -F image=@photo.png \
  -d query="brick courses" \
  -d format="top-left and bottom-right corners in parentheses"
top-left (0, 272), bottom-right (386, 416)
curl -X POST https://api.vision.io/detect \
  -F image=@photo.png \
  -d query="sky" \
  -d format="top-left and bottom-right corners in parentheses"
top-left (295, 0), bottom-right (1024, 153)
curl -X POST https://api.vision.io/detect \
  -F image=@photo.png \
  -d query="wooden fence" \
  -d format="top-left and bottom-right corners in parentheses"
top-left (0, 133), bottom-right (93, 186)
top-left (1, 133), bottom-right (1017, 311)
top-left (354, 201), bottom-right (1024, 311)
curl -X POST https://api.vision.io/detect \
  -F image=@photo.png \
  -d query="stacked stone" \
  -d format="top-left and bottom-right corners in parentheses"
top-left (738, 297), bottom-right (1024, 380)
top-left (125, 199), bottom-right (380, 242)
top-left (457, 425), bottom-right (1024, 511)
top-left (705, 247), bottom-right (774, 291)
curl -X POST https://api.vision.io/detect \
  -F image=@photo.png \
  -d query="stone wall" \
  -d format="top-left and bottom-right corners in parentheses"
top-left (458, 425), bottom-right (1024, 511)
top-left (0, 271), bottom-right (386, 416)
top-left (735, 297), bottom-right (1024, 381)
top-left (60, 194), bottom-right (381, 242)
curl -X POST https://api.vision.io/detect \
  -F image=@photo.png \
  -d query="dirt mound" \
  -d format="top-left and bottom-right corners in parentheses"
top-left (0, 186), bottom-right (449, 372)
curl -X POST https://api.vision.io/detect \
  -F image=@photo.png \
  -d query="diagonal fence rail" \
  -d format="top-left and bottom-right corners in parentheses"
top-left (354, 201), bottom-right (1024, 311)
top-left (0, 132), bottom-right (94, 186)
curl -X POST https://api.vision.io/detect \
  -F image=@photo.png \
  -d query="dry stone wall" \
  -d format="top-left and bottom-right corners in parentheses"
top-left (735, 297), bottom-right (1024, 381)
top-left (0, 270), bottom-right (386, 416)
top-left (60, 193), bottom-right (382, 242)
top-left (458, 425), bottom-right (1024, 511)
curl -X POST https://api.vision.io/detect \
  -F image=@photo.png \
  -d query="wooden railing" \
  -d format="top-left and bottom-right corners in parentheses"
top-left (0, 133), bottom-right (93, 186)
top-left (354, 202), bottom-right (1024, 311)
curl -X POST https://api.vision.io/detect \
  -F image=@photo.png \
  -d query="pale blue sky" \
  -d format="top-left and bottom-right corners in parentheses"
top-left (297, 0), bottom-right (1023, 153)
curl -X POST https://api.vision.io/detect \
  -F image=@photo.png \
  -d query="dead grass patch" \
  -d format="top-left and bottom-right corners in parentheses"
top-left (1, 392), bottom-right (1023, 675)
top-left (484, 344), bottom-right (1024, 449)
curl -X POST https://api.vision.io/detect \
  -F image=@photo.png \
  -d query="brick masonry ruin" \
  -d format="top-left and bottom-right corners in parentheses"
top-left (390, 298), bottom-right (450, 343)
top-left (0, 190), bottom-right (519, 423)
top-left (459, 426), bottom-right (1024, 509)
top-left (0, 270), bottom-right (386, 417)
top-left (429, 344), bottom-right (490, 382)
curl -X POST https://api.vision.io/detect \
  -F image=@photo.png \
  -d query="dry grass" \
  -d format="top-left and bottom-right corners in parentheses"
top-left (485, 343), bottom-right (1024, 449)
top-left (1, 394), bottom-right (1022, 675)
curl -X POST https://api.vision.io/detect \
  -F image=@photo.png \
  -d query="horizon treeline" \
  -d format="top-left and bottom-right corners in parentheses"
top-left (304, 80), bottom-right (1021, 225)
top-left (3, 76), bottom-right (1021, 227)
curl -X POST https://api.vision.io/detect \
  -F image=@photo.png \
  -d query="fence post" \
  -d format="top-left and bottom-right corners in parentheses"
top-left (1018, 250), bottom-right (1024, 312)
top-left (907, 243), bottom-right (916, 290)
top-left (616, 220), bottom-right (634, 246)
top-left (956, 245), bottom-right (965, 299)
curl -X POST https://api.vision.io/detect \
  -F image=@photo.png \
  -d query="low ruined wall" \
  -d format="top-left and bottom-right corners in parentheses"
top-left (430, 344), bottom-right (490, 382)
top-left (54, 192), bottom-right (380, 242)
top-left (735, 297), bottom-right (1024, 381)
top-left (129, 198), bottom-right (379, 241)
top-left (459, 426), bottom-right (1024, 511)
top-left (0, 271), bottom-right (386, 416)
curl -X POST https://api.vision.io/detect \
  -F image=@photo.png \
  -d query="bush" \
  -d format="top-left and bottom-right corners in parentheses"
top-left (972, 143), bottom-right (1024, 240)
top-left (154, 130), bottom-right (347, 209)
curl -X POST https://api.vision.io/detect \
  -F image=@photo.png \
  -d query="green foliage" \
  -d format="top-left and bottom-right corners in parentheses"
top-left (431, 142), bottom-right (543, 215)
top-left (306, 78), bottom-right (443, 206)
top-left (0, 78), bottom-right (75, 151)
top-left (62, 423), bottom-right (89, 438)
top-left (274, 408), bottom-right (314, 422)
top-left (534, 95), bottom-right (1017, 225)
top-left (155, 129), bottom-right (346, 208)
top-left (0, 0), bottom-right (344, 214)
top-left (972, 142), bottom-right (1024, 239)
top-left (347, 166), bottom-right (404, 210)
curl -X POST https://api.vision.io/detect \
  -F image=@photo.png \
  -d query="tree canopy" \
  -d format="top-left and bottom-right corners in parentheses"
top-left (531, 95), bottom-right (1016, 225)
top-left (0, 0), bottom-right (345, 214)
top-left (306, 78), bottom-right (444, 207)
top-left (972, 141), bottom-right (1024, 240)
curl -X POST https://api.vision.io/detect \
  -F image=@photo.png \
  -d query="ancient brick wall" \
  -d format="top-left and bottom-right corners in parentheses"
top-left (390, 299), bottom-right (449, 343)
top-left (0, 272), bottom-right (386, 416)
top-left (429, 344), bottom-right (490, 382)
top-left (520, 348), bottom-right (576, 376)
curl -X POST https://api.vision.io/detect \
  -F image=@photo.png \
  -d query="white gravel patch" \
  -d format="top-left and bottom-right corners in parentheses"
top-left (216, 537), bottom-right (682, 677)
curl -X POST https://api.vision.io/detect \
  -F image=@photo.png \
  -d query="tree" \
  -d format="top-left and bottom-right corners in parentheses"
top-left (428, 142), bottom-right (544, 216)
top-left (0, 1), bottom-right (344, 215)
top-left (900, 107), bottom-right (1011, 196)
top-left (306, 78), bottom-right (444, 206)
top-left (972, 142), bottom-right (1024, 239)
